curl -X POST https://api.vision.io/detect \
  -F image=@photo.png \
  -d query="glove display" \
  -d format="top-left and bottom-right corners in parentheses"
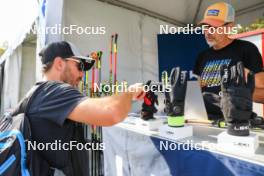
top-left (220, 62), bottom-right (255, 136)
top-left (141, 80), bottom-right (159, 121)
top-left (164, 67), bottom-right (187, 127)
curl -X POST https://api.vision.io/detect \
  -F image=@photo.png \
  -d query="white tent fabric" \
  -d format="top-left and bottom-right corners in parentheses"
top-left (103, 0), bottom-right (264, 26)
top-left (0, 0), bottom-right (38, 114)
top-left (0, 0), bottom-right (38, 65)
top-left (63, 0), bottom-right (178, 83)
top-left (1, 46), bottom-right (22, 114)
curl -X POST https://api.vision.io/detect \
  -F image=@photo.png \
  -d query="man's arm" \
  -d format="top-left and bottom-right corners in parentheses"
top-left (253, 88), bottom-right (264, 103)
top-left (68, 84), bottom-right (145, 126)
top-left (255, 72), bottom-right (264, 88)
top-left (253, 72), bottom-right (264, 103)
top-left (243, 41), bottom-right (263, 73)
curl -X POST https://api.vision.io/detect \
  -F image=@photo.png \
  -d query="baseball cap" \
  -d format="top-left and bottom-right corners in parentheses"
top-left (198, 2), bottom-right (235, 27)
top-left (39, 41), bottom-right (95, 71)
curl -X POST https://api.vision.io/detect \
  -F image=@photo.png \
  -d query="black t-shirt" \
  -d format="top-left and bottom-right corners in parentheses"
top-left (194, 39), bottom-right (263, 94)
top-left (193, 39), bottom-right (263, 119)
top-left (27, 81), bottom-right (86, 172)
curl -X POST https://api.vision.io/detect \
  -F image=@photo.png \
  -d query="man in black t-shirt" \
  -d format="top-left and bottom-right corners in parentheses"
top-left (193, 2), bottom-right (263, 120)
top-left (26, 41), bottom-right (146, 175)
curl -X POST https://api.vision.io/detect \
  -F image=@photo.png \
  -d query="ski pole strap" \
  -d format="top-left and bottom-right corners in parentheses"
top-left (168, 116), bottom-right (184, 127)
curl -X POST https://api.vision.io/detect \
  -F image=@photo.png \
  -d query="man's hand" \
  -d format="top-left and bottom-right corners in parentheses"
top-left (128, 83), bottom-right (146, 101)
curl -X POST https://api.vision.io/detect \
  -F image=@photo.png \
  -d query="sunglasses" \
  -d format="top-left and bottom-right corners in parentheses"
top-left (65, 58), bottom-right (85, 71)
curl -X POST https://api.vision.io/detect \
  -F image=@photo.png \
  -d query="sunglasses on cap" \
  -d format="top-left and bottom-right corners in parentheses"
top-left (65, 58), bottom-right (85, 71)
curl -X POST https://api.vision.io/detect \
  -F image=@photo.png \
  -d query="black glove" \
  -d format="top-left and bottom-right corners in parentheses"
top-left (141, 80), bottom-right (159, 121)
top-left (202, 92), bottom-right (224, 121)
top-left (220, 62), bottom-right (255, 136)
top-left (164, 67), bottom-right (187, 127)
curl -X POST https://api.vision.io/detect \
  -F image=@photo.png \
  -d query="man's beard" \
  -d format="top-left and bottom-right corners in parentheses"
top-left (60, 66), bottom-right (82, 88)
top-left (206, 39), bottom-right (216, 47)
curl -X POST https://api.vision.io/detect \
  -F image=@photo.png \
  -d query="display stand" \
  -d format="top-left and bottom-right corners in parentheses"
top-left (217, 131), bottom-right (259, 156)
top-left (159, 125), bottom-right (193, 140)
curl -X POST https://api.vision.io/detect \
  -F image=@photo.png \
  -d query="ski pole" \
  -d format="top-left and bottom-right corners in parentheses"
top-left (97, 51), bottom-right (104, 175)
top-left (98, 51), bottom-right (103, 86)
top-left (109, 35), bottom-right (114, 94)
top-left (90, 52), bottom-right (96, 175)
top-left (114, 33), bottom-right (118, 94)
top-left (86, 71), bottom-right (89, 97)
top-left (162, 71), bottom-right (168, 87)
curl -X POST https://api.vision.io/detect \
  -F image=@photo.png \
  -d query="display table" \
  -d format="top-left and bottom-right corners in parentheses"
top-left (103, 116), bottom-right (264, 176)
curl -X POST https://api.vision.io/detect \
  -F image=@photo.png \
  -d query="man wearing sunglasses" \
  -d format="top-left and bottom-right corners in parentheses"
top-left (25, 41), bottom-right (145, 175)
top-left (193, 2), bottom-right (263, 122)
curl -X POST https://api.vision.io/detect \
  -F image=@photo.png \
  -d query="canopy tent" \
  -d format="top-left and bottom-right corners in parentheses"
top-left (0, 0), bottom-right (263, 114)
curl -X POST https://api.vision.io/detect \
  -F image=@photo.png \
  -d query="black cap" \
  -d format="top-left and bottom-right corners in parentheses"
top-left (39, 41), bottom-right (95, 71)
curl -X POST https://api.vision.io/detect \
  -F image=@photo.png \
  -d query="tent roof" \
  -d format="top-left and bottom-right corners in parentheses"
top-left (98, 0), bottom-right (264, 26)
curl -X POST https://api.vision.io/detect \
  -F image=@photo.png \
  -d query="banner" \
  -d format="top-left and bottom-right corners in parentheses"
top-left (157, 33), bottom-right (208, 80)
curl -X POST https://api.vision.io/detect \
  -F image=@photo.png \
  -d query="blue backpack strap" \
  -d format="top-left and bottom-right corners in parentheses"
top-left (0, 130), bottom-right (30, 176)
top-left (2, 82), bottom-right (47, 176)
